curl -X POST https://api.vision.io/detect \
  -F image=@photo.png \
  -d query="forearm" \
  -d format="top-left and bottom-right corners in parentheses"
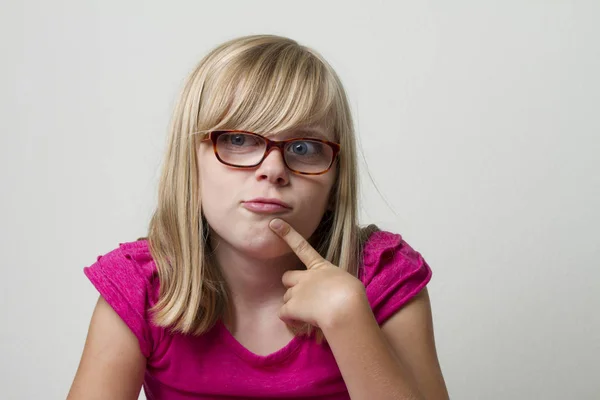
top-left (322, 297), bottom-right (424, 400)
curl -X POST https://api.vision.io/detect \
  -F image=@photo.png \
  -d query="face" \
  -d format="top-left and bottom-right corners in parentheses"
top-left (197, 126), bottom-right (337, 260)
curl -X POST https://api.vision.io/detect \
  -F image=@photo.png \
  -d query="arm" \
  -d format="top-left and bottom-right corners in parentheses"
top-left (323, 288), bottom-right (448, 400)
top-left (67, 296), bottom-right (146, 400)
top-left (269, 219), bottom-right (448, 399)
top-left (380, 288), bottom-right (449, 400)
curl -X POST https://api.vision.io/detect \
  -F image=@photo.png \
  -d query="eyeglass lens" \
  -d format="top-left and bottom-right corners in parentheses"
top-left (215, 132), bottom-right (334, 174)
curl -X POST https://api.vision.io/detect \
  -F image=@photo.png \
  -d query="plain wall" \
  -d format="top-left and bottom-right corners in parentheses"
top-left (1, 0), bottom-right (598, 399)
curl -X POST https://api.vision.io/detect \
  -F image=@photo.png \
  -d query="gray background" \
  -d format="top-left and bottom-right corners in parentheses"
top-left (1, 0), bottom-right (598, 399)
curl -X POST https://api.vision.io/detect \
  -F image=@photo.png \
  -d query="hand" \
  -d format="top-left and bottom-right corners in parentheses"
top-left (269, 218), bottom-right (369, 332)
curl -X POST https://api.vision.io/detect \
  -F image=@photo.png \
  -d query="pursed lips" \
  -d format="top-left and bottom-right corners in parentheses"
top-left (241, 198), bottom-right (292, 213)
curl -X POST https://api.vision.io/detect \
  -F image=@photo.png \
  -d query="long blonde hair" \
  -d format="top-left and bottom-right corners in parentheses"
top-left (145, 34), bottom-right (370, 336)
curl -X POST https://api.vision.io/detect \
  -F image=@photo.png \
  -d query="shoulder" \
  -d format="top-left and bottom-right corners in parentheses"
top-left (358, 228), bottom-right (433, 325)
top-left (85, 239), bottom-right (158, 293)
top-left (359, 229), bottom-right (429, 281)
top-left (92, 238), bottom-right (154, 265)
top-left (85, 238), bottom-right (159, 301)
top-left (83, 239), bottom-right (160, 357)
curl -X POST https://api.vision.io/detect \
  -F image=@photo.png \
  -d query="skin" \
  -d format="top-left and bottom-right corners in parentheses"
top-left (198, 126), bottom-right (336, 260)
top-left (196, 126), bottom-right (337, 345)
top-left (68, 124), bottom-right (449, 399)
top-left (270, 218), bottom-right (449, 399)
top-left (68, 296), bottom-right (146, 399)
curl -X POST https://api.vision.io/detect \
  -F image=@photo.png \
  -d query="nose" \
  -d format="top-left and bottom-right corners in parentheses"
top-left (255, 148), bottom-right (290, 185)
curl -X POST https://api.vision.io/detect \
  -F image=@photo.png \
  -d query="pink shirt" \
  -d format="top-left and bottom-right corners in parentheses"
top-left (84, 230), bottom-right (432, 399)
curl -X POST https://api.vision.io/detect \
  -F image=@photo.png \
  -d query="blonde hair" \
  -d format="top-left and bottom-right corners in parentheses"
top-left (145, 34), bottom-right (373, 338)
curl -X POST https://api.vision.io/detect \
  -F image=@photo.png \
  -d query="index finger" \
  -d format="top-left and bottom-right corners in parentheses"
top-left (269, 218), bottom-right (326, 269)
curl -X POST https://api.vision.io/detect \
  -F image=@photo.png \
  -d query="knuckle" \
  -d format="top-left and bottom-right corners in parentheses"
top-left (279, 304), bottom-right (290, 318)
top-left (293, 239), bottom-right (310, 255)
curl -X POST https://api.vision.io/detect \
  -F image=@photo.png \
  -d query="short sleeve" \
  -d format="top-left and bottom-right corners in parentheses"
top-left (359, 231), bottom-right (432, 325)
top-left (83, 240), bottom-right (157, 358)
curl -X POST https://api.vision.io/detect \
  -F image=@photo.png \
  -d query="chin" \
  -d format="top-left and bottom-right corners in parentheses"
top-left (236, 230), bottom-right (292, 259)
top-left (208, 221), bottom-right (292, 260)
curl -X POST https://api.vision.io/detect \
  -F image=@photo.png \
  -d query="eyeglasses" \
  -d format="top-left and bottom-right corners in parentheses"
top-left (200, 130), bottom-right (340, 175)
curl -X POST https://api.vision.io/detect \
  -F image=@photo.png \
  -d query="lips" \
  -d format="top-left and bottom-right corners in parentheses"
top-left (241, 197), bottom-right (292, 214)
top-left (244, 197), bottom-right (291, 209)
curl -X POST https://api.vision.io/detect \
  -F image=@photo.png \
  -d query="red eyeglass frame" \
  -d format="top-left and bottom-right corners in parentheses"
top-left (200, 130), bottom-right (341, 176)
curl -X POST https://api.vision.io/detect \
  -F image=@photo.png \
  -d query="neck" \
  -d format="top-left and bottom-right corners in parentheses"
top-left (209, 235), bottom-right (303, 328)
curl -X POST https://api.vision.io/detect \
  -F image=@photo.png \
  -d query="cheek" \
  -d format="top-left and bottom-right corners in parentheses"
top-left (290, 177), bottom-right (336, 236)
top-left (198, 151), bottom-right (234, 215)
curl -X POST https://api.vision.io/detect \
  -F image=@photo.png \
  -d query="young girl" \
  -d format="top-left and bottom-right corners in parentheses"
top-left (68, 35), bottom-right (449, 400)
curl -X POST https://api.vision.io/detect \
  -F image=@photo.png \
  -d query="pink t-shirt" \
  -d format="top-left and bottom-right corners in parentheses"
top-left (84, 230), bottom-right (432, 399)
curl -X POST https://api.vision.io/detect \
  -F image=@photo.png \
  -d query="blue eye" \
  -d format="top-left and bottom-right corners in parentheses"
top-left (288, 141), bottom-right (324, 156)
top-left (292, 142), bottom-right (309, 155)
top-left (230, 134), bottom-right (246, 146)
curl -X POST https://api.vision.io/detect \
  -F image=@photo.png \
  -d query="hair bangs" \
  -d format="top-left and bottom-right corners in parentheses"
top-left (200, 44), bottom-right (339, 140)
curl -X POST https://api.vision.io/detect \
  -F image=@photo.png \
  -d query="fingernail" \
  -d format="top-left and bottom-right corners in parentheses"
top-left (270, 219), bottom-right (284, 231)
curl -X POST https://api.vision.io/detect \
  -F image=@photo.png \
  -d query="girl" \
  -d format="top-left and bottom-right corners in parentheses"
top-left (68, 35), bottom-right (449, 400)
